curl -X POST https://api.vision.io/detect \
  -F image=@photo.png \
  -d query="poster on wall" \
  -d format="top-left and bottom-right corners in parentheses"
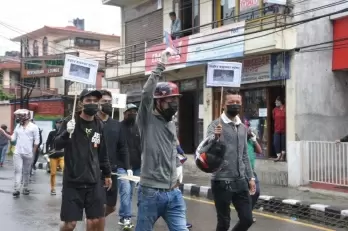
top-left (62, 55), bottom-right (99, 85)
top-left (241, 55), bottom-right (271, 84)
top-left (206, 61), bottom-right (242, 88)
top-left (270, 52), bottom-right (290, 80)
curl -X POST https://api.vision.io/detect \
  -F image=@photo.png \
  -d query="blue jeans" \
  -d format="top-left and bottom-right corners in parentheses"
top-left (135, 186), bottom-right (188, 231)
top-left (0, 144), bottom-right (9, 164)
top-left (273, 132), bottom-right (286, 154)
top-left (117, 168), bottom-right (141, 218)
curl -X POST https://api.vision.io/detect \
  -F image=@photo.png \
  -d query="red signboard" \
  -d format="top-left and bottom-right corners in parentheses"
top-left (145, 36), bottom-right (189, 73)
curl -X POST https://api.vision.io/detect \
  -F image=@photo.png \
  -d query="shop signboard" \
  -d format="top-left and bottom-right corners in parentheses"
top-left (270, 52), bottom-right (290, 80)
top-left (144, 36), bottom-right (189, 75)
top-left (186, 21), bottom-right (245, 65)
top-left (241, 55), bottom-right (271, 84)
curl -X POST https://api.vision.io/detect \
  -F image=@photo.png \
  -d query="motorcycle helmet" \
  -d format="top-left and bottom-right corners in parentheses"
top-left (195, 134), bottom-right (226, 173)
top-left (154, 82), bottom-right (181, 99)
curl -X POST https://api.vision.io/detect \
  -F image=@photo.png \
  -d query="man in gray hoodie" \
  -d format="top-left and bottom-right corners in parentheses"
top-left (207, 89), bottom-right (256, 231)
top-left (135, 61), bottom-right (187, 231)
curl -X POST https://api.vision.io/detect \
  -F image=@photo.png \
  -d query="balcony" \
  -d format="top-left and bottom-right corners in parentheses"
top-left (2, 85), bottom-right (58, 98)
top-left (101, 0), bottom-right (139, 7)
top-left (104, 6), bottom-right (295, 80)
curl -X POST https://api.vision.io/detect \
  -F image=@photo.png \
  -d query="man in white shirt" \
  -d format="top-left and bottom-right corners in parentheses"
top-left (0, 109), bottom-right (40, 198)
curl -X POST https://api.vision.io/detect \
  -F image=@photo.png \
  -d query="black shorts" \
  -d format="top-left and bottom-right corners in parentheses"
top-left (104, 174), bottom-right (118, 207)
top-left (60, 183), bottom-right (104, 222)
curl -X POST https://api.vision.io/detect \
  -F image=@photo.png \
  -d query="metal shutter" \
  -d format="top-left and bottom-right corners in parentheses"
top-left (125, 10), bottom-right (163, 64)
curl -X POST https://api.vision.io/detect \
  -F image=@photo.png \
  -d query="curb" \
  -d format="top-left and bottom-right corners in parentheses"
top-left (179, 183), bottom-right (348, 229)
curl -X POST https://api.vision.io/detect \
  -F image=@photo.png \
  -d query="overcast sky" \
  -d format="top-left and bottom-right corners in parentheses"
top-left (0, 0), bottom-right (121, 55)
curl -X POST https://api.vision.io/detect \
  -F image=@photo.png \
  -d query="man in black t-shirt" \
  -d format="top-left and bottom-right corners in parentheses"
top-left (55, 89), bottom-right (112, 231)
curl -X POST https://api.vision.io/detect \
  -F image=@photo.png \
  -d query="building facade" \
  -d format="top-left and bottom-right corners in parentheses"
top-left (104, 0), bottom-right (295, 156)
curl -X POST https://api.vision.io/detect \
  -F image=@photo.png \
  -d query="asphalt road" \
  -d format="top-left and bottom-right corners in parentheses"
top-left (0, 162), bottom-right (336, 231)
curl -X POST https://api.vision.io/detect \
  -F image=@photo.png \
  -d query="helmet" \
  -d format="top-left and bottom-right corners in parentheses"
top-left (14, 109), bottom-right (30, 124)
top-left (195, 135), bottom-right (226, 173)
top-left (154, 82), bottom-right (181, 99)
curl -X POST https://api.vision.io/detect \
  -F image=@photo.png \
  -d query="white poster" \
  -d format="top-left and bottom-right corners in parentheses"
top-left (263, 0), bottom-right (287, 5)
top-left (258, 108), bottom-right (267, 117)
top-left (198, 104), bottom-right (204, 119)
top-left (63, 55), bottom-right (99, 85)
top-left (34, 120), bottom-right (54, 153)
top-left (241, 55), bottom-right (271, 84)
top-left (112, 94), bottom-right (127, 108)
top-left (206, 61), bottom-right (242, 88)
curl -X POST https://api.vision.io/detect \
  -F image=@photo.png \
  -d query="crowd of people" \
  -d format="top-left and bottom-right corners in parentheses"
top-left (0, 50), bottom-right (265, 231)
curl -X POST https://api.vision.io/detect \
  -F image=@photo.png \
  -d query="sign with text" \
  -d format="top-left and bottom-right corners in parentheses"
top-left (145, 36), bottom-right (189, 75)
top-left (206, 61), bottom-right (242, 88)
top-left (240, 0), bottom-right (259, 11)
top-left (62, 55), bottom-right (98, 85)
top-left (112, 93), bottom-right (127, 108)
top-left (21, 53), bottom-right (75, 79)
top-left (241, 55), bottom-right (271, 84)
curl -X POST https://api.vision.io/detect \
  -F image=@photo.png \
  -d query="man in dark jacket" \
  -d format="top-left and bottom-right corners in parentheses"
top-left (118, 103), bottom-right (141, 228)
top-left (46, 118), bottom-right (64, 195)
top-left (55, 89), bottom-right (112, 231)
top-left (96, 89), bottom-right (130, 228)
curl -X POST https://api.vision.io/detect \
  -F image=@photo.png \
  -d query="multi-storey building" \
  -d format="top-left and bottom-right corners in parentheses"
top-left (2, 24), bottom-right (120, 143)
top-left (103, 0), bottom-right (348, 187)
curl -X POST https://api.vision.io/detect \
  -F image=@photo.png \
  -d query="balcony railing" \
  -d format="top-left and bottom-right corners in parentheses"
top-left (2, 86), bottom-right (58, 98)
top-left (105, 4), bottom-right (292, 69)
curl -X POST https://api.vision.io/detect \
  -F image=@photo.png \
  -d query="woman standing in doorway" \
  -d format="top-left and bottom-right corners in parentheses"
top-left (273, 96), bottom-right (286, 162)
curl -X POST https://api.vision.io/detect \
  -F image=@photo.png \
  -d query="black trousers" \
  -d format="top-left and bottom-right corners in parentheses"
top-left (211, 180), bottom-right (253, 231)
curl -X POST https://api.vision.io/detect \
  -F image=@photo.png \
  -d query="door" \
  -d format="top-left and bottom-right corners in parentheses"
top-left (179, 91), bottom-right (196, 153)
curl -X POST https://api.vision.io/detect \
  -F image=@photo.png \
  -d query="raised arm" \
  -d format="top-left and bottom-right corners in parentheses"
top-left (136, 63), bottom-right (165, 128)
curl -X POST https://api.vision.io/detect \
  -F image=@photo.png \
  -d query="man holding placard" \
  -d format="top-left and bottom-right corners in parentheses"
top-left (97, 90), bottom-right (131, 229)
top-left (135, 52), bottom-right (187, 230)
top-left (55, 89), bottom-right (112, 231)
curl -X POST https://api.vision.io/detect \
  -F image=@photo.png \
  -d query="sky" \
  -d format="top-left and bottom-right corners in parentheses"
top-left (0, 0), bottom-right (121, 55)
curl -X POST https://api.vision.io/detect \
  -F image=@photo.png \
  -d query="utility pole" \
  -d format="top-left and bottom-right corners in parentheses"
top-left (20, 38), bottom-right (24, 108)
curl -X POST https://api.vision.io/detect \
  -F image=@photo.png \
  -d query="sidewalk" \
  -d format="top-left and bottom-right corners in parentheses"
top-left (180, 175), bottom-right (348, 229)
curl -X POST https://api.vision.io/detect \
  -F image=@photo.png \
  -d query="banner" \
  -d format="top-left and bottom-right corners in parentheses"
top-left (241, 55), bottom-right (271, 84)
top-left (206, 61), bottom-right (242, 88)
top-left (63, 55), bottom-right (99, 85)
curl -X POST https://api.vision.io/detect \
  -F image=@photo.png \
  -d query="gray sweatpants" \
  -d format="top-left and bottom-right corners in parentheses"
top-left (13, 153), bottom-right (33, 191)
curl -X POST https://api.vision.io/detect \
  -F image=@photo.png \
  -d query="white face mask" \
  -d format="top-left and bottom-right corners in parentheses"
top-left (275, 101), bottom-right (281, 107)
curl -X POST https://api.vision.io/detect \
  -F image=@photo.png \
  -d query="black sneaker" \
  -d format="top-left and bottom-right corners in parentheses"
top-left (22, 188), bottom-right (30, 195)
top-left (186, 223), bottom-right (193, 229)
top-left (12, 191), bottom-right (20, 198)
top-left (51, 189), bottom-right (56, 195)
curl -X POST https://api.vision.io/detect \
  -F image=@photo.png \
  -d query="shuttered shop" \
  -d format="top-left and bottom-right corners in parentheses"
top-left (125, 10), bottom-right (163, 64)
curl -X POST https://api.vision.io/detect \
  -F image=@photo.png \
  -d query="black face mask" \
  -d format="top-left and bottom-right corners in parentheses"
top-left (15, 118), bottom-right (20, 123)
top-left (101, 103), bottom-right (112, 116)
top-left (226, 104), bottom-right (241, 117)
top-left (83, 103), bottom-right (99, 116)
top-left (159, 101), bottom-right (178, 122)
top-left (126, 114), bottom-right (136, 123)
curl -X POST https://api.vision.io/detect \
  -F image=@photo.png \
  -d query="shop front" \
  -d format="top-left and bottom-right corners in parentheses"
top-left (212, 52), bottom-right (290, 158)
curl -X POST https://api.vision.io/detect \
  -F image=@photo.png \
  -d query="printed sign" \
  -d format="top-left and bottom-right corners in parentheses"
top-left (241, 55), bottom-right (271, 84)
top-left (263, 0), bottom-right (287, 5)
top-left (112, 93), bottom-right (127, 108)
top-left (63, 55), bottom-right (99, 85)
top-left (240, 0), bottom-right (259, 11)
top-left (206, 61), bottom-right (242, 88)
top-left (271, 52), bottom-right (290, 80)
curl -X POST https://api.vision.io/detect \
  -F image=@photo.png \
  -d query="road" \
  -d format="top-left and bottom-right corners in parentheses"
top-left (0, 161), bottom-right (335, 231)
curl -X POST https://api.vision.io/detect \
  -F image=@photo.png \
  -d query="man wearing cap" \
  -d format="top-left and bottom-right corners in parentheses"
top-left (118, 103), bottom-right (141, 227)
top-left (135, 56), bottom-right (187, 230)
top-left (45, 119), bottom-right (64, 195)
top-left (54, 89), bottom-right (112, 231)
top-left (96, 89), bottom-right (130, 229)
top-left (0, 109), bottom-right (40, 197)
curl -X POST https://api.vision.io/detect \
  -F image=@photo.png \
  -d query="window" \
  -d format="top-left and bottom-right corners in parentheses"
top-left (173, 0), bottom-right (200, 37)
top-left (213, 0), bottom-right (236, 28)
top-left (74, 37), bottom-right (100, 50)
top-left (33, 40), bottom-right (39, 56)
top-left (42, 37), bottom-right (48, 56)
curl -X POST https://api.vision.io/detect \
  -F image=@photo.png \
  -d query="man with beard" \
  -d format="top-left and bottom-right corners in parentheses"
top-left (96, 90), bottom-right (131, 229)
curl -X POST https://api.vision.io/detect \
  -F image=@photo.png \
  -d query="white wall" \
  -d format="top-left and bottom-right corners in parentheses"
top-left (289, 0), bottom-right (348, 141)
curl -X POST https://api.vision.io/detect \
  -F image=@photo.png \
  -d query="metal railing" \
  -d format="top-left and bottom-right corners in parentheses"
top-left (105, 10), bottom-right (291, 73)
top-left (305, 141), bottom-right (348, 187)
top-left (2, 86), bottom-right (58, 98)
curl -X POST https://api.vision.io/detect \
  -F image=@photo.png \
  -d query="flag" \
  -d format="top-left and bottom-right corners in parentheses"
top-left (164, 31), bottom-right (179, 56)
